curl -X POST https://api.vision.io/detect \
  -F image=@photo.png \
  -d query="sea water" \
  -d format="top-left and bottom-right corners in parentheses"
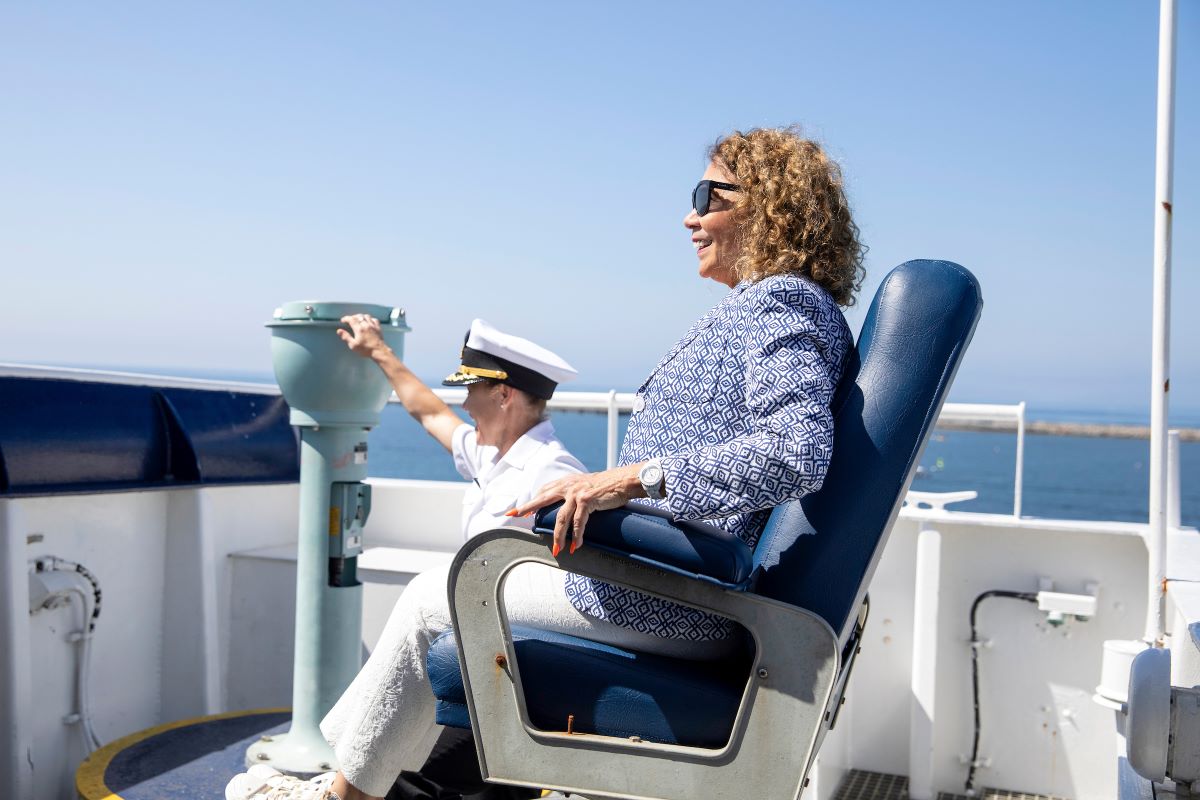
top-left (368, 405), bottom-right (1200, 528)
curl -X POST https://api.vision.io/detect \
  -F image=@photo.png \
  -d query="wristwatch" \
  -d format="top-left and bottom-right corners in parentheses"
top-left (638, 459), bottom-right (666, 500)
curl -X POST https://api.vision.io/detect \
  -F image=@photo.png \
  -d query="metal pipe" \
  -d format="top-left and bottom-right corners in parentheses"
top-left (935, 402), bottom-right (1025, 423)
top-left (0, 361), bottom-right (279, 394)
top-left (64, 585), bottom-right (100, 753)
top-left (1145, 0), bottom-right (1177, 645)
top-left (434, 387), bottom-right (639, 413)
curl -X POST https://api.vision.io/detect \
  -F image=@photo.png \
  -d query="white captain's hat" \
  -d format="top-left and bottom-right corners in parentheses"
top-left (442, 319), bottom-right (577, 400)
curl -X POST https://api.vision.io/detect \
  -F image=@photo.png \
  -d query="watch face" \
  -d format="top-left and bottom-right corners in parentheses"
top-left (641, 464), bottom-right (663, 485)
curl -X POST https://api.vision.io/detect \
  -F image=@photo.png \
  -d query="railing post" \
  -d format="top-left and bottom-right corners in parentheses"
top-left (1014, 401), bottom-right (1026, 517)
top-left (606, 390), bottom-right (618, 470)
top-left (1167, 430), bottom-right (1181, 530)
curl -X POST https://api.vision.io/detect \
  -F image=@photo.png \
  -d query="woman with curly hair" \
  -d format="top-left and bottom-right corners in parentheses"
top-left (515, 126), bottom-right (865, 645)
top-left (225, 126), bottom-right (864, 800)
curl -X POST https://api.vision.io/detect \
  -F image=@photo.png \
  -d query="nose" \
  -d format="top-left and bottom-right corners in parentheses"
top-left (683, 207), bottom-right (701, 229)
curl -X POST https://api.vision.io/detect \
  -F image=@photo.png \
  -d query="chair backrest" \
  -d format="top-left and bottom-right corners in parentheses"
top-left (750, 260), bottom-right (982, 641)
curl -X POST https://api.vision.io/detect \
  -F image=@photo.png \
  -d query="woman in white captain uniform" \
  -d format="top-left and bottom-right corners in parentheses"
top-left (227, 318), bottom-right (597, 800)
top-left (347, 315), bottom-right (586, 537)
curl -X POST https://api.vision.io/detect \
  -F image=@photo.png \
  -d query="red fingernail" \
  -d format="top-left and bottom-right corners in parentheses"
top-left (569, 541), bottom-right (577, 554)
top-left (504, 509), bottom-right (519, 517)
top-left (552, 543), bottom-right (561, 557)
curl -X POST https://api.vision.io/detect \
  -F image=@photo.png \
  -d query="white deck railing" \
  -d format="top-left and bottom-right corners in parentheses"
top-left (432, 388), bottom-right (635, 471)
top-left (0, 363), bottom-right (1032, 517)
top-left (935, 402), bottom-right (1027, 516)
top-left (431, 389), bottom-right (1030, 515)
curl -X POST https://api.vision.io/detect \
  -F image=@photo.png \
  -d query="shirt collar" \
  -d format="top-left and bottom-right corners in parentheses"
top-left (495, 419), bottom-right (557, 470)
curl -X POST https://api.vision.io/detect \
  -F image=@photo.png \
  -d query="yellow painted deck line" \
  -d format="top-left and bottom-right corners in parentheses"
top-left (76, 707), bottom-right (290, 800)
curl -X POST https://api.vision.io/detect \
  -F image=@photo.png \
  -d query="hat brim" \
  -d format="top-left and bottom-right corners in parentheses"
top-left (442, 370), bottom-right (489, 388)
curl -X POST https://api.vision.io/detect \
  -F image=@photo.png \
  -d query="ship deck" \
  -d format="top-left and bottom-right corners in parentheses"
top-left (74, 708), bottom-right (1069, 800)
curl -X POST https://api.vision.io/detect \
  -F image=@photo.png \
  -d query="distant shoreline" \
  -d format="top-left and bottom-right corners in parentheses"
top-left (937, 420), bottom-right (1200, 442)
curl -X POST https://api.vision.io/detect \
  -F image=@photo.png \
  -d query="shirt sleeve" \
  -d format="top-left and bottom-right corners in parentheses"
top-left (659, 283), bottom-right (839, 520)
top-left (451, 423), bottom-right (481, 480)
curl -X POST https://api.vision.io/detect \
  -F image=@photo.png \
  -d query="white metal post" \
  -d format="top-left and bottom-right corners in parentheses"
top-left (1167, 430), bottom-right (1181, 531)
top-left (161, 489), bottom-right (224, 719)
top-left (606, 389), bottom-right (619, 470)
top-left (1146, 0), bottom-right (1177, 645)
top-left (908, 525), bottom-right (942, 800)
top-left (1014, 401), bottom-right (1026, 517)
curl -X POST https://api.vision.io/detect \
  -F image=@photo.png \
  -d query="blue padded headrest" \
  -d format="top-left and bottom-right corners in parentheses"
top-left (752, 260), bottom-right (981, 639)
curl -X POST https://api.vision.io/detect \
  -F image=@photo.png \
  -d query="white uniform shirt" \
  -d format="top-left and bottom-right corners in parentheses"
top-left (451, 419), bottom-right (585, 541)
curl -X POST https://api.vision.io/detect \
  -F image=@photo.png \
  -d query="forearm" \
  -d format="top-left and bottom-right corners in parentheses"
top-left (615, 462), bottom-right (649, 500)
top-left (369, 345), bottom-right (460, 450)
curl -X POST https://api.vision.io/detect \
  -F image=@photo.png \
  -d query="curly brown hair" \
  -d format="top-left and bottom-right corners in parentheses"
top-left (710, 127), bottom-right (865, 306)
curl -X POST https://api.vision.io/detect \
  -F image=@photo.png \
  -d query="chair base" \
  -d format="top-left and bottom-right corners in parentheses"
top-left (430, 624), bottom-right (753, 748)
top-left (443, 528), bottom-right (840, 800)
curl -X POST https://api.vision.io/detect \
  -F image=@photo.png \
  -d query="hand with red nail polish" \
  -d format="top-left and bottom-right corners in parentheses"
top-left (509, 464), bottom-right (646, 557)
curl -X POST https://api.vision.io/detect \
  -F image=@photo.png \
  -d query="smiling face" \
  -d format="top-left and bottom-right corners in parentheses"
top-left (683, 161), bottom-right (742, 288)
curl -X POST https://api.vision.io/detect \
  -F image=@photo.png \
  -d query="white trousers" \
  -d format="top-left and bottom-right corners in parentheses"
top-left (320, 562), bottom-right (732, 797)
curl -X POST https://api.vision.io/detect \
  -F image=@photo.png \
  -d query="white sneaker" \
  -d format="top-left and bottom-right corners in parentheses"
top-left (225, 764), bottom-right (340, 800)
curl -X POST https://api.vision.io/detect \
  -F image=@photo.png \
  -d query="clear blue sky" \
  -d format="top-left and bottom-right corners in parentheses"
top-left (2, 2), bottom-right (1197, 420)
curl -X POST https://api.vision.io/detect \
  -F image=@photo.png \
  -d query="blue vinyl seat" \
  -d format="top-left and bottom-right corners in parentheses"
top-left (427, 259), bottom-right (982, 800)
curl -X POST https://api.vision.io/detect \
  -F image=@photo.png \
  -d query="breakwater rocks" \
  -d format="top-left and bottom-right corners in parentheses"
top-left (937, 420), bottom-right (1200, 441)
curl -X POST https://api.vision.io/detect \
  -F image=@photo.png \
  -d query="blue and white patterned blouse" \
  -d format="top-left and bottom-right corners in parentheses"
top-left (563, 273), bottom-right (853, 640)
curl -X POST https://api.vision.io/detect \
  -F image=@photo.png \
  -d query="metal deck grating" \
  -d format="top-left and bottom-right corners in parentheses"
top-left (939, 792), bottom-right (1069, 800)
top-left (832, 769), bottom-right (1068, 800)
top-left (834, 770), bottom-right (910, 800)
top-left (539, 769), bottom-right (1069, 800)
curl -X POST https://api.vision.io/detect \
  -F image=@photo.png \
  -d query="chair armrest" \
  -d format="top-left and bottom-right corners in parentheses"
top-left (533, 503), bottom-right (754, 589)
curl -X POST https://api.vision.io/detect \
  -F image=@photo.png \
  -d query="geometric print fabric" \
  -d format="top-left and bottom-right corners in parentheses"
top-left (564, 274), bottom-right (853, 640)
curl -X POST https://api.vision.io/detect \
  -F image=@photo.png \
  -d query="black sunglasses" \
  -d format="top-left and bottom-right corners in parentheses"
top-left (692, 180), bottom-right (741, 216)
